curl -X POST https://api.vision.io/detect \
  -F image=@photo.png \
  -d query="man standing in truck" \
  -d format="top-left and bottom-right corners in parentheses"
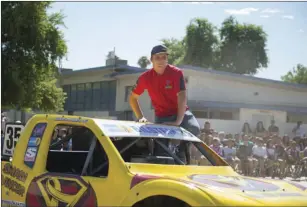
top-left (129, 45), bottom-right (200, 163)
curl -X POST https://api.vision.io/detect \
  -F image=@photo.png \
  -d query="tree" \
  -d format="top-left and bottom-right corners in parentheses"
top-left (184, 18), bottom-right (218, 68)
top-left (161, 38), bottom-right (185, 65)
top-left (218, 16), bottom-right (268, 74)
top-left (137, 56), bottom-right (150, 69)
top-left (281, 64), bottom-right (307, 84)
top-left (1, 2), bottom-right (67, 112)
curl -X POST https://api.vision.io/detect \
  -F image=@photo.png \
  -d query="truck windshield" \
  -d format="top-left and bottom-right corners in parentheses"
top-left (109, 137), bottom-right (217, 166)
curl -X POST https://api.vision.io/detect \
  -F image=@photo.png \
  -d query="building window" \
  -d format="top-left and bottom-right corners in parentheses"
top-left (219, 111), bottom-right (233, 120)
top-left (192, 110), bottom-right (212, 119)
top-left (192, 109), bottom-right (238, 120)
top-left (125, 86), bottom-right (133, 102)
top-left (62, 81), bottom-right (116, 111)
top-left (77, 83), bottom-right (85, 108)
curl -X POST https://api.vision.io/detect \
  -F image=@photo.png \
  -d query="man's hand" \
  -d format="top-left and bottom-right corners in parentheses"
top-left (138, 117), bottom-right (148, 123)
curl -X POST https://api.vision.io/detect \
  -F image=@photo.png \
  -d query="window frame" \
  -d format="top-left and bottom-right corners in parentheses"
top-left (46, 124), bottom-right (109, 177)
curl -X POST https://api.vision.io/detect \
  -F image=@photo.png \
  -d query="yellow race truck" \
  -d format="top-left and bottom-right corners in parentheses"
top-left (2, 114), bottom-right (307, 207)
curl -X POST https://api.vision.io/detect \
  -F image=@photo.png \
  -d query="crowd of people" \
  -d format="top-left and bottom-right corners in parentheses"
top-left (192, 120), bottom-right (307, 179)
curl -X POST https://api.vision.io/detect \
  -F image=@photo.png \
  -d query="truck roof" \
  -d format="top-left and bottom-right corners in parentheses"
top-left (31, 114), bottom-right (201, 142)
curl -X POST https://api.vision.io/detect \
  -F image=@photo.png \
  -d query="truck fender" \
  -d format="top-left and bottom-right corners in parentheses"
top-left (119, 178), bottom-right (215, 206)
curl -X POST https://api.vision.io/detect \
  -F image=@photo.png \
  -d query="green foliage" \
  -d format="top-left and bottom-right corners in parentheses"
top-left (1, 2), bottom-right (67, 112)
top-left (218, 16), bottom-right (268, 74)
top-left (161, 38), bottom-right (185, 65)
top-left (161, 16), bottom-right (269, 75)
top-left (184, 18), bottom-right (218, 68)
top-left (281, 64), bottom-right (307, 84)
top-left (137, 56), bottom-right (150, 69)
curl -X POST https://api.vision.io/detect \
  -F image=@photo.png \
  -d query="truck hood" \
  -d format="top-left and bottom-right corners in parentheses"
top-left (127, 164), bottom-right (307, 206)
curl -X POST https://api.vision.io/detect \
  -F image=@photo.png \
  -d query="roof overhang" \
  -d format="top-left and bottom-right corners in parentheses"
top-left (188, 100), bottom-right (307, 114)
top-left (179, 65), bottom-right (307, 90)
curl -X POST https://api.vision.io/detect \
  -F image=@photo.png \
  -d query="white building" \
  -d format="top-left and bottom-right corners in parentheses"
top-left (6, 63), bottom-right (307, 136)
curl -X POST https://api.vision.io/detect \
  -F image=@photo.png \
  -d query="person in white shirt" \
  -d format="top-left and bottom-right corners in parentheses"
top-left (252, 138), bottom-right (267, 177)
top-left (218, 131), bottom-right (225, 142)
top-left (292, 121), bottom-right (305, 138)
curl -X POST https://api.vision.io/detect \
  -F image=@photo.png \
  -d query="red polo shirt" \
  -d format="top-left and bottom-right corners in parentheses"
top-left (132, 64), bottom-right (188, 117)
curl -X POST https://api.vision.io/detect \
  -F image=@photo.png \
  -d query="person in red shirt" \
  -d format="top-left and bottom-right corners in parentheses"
top-left (129, 45), bottom-right (200, 163)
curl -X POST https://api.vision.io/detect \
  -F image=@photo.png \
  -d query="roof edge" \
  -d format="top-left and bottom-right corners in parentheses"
top-left (179, 65), bottom-right (307, 89)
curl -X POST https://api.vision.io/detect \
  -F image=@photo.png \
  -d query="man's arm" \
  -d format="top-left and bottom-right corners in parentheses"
top-left (129, 92), bottom-right (144, 120)
top-left (175, 74), bottom-right (187, 125)
top-left (129, 77), bottom-right (146, 120)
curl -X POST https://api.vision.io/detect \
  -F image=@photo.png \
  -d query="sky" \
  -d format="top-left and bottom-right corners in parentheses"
top-left (50, 1), bottom-right (307, 81)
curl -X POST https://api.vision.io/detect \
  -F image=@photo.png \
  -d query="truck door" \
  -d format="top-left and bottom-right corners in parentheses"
top-left (25, 123), bottom-right (109, 207)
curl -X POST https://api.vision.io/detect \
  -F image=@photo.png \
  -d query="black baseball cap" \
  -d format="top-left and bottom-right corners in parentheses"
top-left (151, 45), bottom-right (168, 56)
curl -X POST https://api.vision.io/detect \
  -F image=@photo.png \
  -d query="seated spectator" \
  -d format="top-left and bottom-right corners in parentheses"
top-left (204, 134), bottom-right (213, 146)
top-left (222, 139), bottom-right (240, 170)
top-left (268, 120), bottom-right (279, 136)
top-left (199, 133), bottom-right (206, 143)
top-left (282, 134), bottom-right (291, 149)
top-left (212, 130), bottom-right (218, 138)
top-left (266, 139), bottom-right (275, 177)
top-left (1, 130), bottom-right (4, 155)
top-left (226, 133), bottom-right (233, 139)
top-left (286, 140), bottom-right (300, 165)
top-left (274, 137), bottom-right (287, 177)
top-left (250, 136), bottom-right (256, 144)
top-left (234, 133), bottom-right (241, 147)
top-left (201, 121), bottom-right (214, 135)
top-left (255, 121), bottom-right (267, 137)
top-left (293, 136), bottom-right (305, 151)
top-left (210, 138), bottom-right (223, 157)
top-left (218, 131), bottom-right (225, 142)
top-left (252, 138), bottom-right (267, 177)
top-left (237, 135), bottom-right (255, 176)
top-left (242, 122), bottom-right (252, 135)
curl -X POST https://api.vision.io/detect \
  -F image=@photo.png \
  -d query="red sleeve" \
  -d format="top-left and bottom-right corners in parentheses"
top-left (174, 70), bottom-right (186, 94)
top-left (132, 74), bottom-right (146, 95)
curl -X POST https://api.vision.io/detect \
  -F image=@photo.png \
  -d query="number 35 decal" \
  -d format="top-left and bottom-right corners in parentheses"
top-left (3, 123), bottom-right (24, 157)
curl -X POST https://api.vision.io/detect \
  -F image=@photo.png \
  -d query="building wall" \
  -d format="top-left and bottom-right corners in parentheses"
top-left (185, 70), bottom-right (307, 107)
top-left (116, 76), bottom-right (155, 122)
top-left (240, 108), bottom-right (287, 127)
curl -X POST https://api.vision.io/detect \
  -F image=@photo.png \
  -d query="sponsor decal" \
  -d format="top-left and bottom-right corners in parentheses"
top-left (130, 125), bottom-right (178, 136)
top-left (2, 163), bottom-right (28, 182)
top-left (24, 147), bottom-right (37, 162)
top-left (55, 117), bottom-right (88, 123)
top-left (26, 173), bottom-right (97, 207)
top-left (165, 80), bottom-right (172, 89)
top-left (102, 124), bottom-right (130, 133)
top-left (1, 175), bottom-right (26, 197)
top-left (1, 200), bottom-right (25, 207)
top-left (28, 137), bottom-right (41, 147)
top-left (31, 123), bottom-right (46, 137)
